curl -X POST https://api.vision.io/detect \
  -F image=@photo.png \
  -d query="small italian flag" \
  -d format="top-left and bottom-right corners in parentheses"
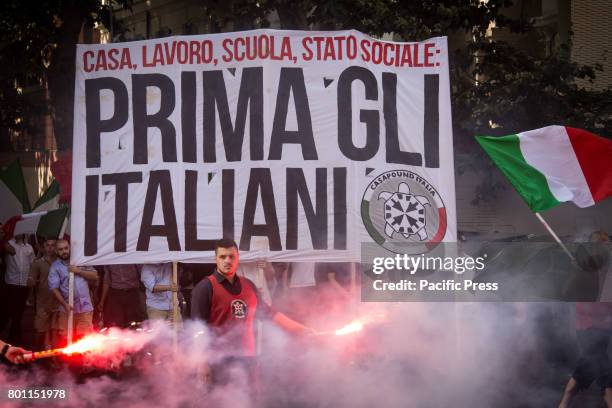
top-left (33, 179), bottom-right (61, 212)
top-left (476, 126), bottom-right (612, 212)
top-left (0, 160), bottom-right (31, 223)
top-left (2, 208), bottom-right (69, 240)
top-left (1, 160), bottom-right (68, 239)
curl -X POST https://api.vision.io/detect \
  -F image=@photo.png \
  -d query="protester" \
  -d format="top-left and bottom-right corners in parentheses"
top-left (313, 262), bottom-right (356, 321)
top-left (191, 238), bottom-right (314, 386)
top-left (264, 261), bottom-right (289, 302)
top-left (28, 238), bottom-right (58, 350)
top-left (24, 236), bottom-right (44, 307)
top-left (178, 263), bottom-right (198, 319)
top-left (559, 230), bottom-right (612, 408)
top-left (270, 262), bottom-right (317, 323)
top-left (237, 260), bottom-right (274, 305)
top-left (0, 223), bottom-right (6, 281)
top-left (0, 224), bottom-right (7, 330)
top-left (48, 240), bottom-right (98, 344)
top-left (0, 339), bottom-right (29, 364)
top-left (99, 264), bottom-right (145, 327)
top-left (141, 263), bottom-right (181, 323)
top-left (315, 262), bottom-right (355, 298)
top-left (0, 234), bottom-right (35, 344)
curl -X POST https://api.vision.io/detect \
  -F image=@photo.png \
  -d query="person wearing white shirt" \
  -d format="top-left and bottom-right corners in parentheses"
top-left (0, 234), bottom-right (35, 344)
top-left (141, 263), bottom-right (181, 323)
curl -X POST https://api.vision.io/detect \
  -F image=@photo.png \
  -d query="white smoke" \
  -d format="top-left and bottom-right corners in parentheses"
top-left (1, 303), bottom-right (572, 407)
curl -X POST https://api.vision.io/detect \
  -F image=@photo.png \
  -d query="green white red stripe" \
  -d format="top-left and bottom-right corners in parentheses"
top-left (2, 208), bottom-right (69, 239)
top-left (33, 179), bottom-right (60, 212)
top-left (0, 160), bottom-right (31, 223)
top-left (476, 126), bottom-right (612, 212)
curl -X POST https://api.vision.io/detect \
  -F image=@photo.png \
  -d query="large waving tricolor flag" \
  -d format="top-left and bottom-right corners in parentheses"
top-left (476, 126), bottom-right (612, 212)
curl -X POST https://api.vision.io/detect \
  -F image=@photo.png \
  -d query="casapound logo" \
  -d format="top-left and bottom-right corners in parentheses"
top-left (361, 170), bottom-right (447, 254)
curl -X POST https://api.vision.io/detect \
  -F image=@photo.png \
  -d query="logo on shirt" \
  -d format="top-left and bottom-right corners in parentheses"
top-left (230, 299), bottom-right (248, 319)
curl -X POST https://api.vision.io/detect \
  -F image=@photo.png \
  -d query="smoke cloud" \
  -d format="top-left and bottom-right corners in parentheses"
top-left (1, 303), bottom-right (574, 407)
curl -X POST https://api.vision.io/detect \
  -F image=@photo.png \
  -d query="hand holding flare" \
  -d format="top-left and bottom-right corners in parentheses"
top-left (22, 334), bottom-right (108, 362)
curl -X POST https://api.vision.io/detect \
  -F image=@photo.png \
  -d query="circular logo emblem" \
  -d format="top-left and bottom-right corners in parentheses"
top-left (230, 299), bottom-right (248, 319)
top-left (361, 170), bottom-right (447, 254)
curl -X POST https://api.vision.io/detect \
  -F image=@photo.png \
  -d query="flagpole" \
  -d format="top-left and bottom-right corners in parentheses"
top-left (256, 260), bottom-right (266, 356)
top-left (58, 216), bottom-right (68, 240)
top-left (252, 238), bottom-right (267, 357)
top-left (172, 261), bottom-right (179, 353)
top-left (67, 270), bottom-right (74, 345)
top-left (534, 212), bottom-right (576, 263)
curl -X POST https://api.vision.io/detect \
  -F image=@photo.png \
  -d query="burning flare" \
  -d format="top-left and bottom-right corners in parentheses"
top-left (22, 328), bottom-right (154, 363)
top-left (62, 334), bottom-right (107, 355)
top-left (335, 320), bottom-right (364, 336)
top-left (22, 334), bottom-right (119, 362)
top-left (317, 313), bottom-right (386, 337)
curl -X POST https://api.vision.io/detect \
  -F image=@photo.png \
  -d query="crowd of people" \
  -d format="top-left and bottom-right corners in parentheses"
top-left (2, 223), bottom-right (612, 406)
top-left (0, 235), bottom-right (187, 351)
top-left (0, 228), bottom-right (356, 366)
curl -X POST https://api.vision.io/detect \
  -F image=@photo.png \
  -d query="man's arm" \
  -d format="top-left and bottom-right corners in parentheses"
top-left (190, 279), bottom-right (212, 321)
top-left (27, 244), bottom-right (34, 264)
top-left (141, 267), bottom-right (178, 293)
top-left (27, 261), bottom-right (40, 288)
top-left (272, 312), bottom-right (313, 334)
top-left (51, 288), bottom-right (71, 312)
top-left (4, 241), bottom-right (15, 255)
top-left (249, 280), bottom-right (314, 334)
top-left (69, 265), bottom-right (98, 282)
top-left (0, 339), bottom-right (29, 364)
top-left (152, 283), bottom-right (178, 292)
top-left (328, 272), bottom-right (351, 297)
top-left (190, 278), bottom-right (213, 385)
top-left (48, 267), bottom-right (71, 312)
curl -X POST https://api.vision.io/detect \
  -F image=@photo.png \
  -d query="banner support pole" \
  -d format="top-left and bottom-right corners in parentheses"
top-left (67, 270), bottom-right (74, 345)
top-left (172, 261), bottom-right (179, 352)
top-left (256, 260), bottom-right (265, 356)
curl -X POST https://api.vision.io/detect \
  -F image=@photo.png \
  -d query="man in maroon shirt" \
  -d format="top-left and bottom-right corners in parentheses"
top-left (99, 264), bottom-right (145, 327)
top-left (191, 238), bottom-right (313, 385)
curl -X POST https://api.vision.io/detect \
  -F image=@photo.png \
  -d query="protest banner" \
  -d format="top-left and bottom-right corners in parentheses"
top-left (71, 29), bottom-right (456, 264)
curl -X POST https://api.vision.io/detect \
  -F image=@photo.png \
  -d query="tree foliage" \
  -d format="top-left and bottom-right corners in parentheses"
top-left (0, 2), bottom-right (55, 150)
top-left (0, 0), bottom-right (609, 158)
top-left (0, 0), bottom-right (129, 151)
top-left (195, 0), bottom-right (612, 206)
top-left (198, 0), bottom-right (610, 183)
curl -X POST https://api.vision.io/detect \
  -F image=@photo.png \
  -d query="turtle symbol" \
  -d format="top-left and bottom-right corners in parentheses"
top-left (378, 182), bottom-right (431, 240)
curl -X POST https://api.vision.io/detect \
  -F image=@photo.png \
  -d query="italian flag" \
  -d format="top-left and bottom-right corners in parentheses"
top-left (1, 160), bottom-right (68, 238)
top-left (0, 160), bottom-right (31, 223)
top-left (2, 208), bottom-right (69, 240)
top-left (33, 179), bottom-right (61, 212)
top-left (476, 126), bottom-right (612, 212)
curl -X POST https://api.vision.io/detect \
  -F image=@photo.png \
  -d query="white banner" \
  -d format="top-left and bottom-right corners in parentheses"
top-left (71, 29), bottom-right (456, 265)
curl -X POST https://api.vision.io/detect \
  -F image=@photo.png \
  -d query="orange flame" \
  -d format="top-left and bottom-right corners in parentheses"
top-left (62, 334), bottom-right (110, 355)
top-left (335, 320), bottom-right (364, 336)
top-left (330, 313), bottom-right (387, 336)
